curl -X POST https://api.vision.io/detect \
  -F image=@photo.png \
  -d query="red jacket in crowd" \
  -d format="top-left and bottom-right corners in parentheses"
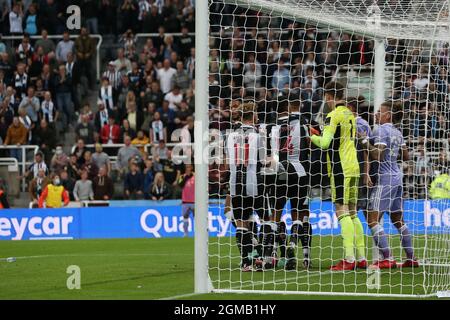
top-left (101, 123), bottom-right (121, 144)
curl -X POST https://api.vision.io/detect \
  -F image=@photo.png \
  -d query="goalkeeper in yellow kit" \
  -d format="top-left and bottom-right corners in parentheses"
top-left (310, 82), bottom-right (367, 271)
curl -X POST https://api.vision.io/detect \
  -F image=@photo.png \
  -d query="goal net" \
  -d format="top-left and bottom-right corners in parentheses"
top-left (204, 0), bottom-right (450, 298)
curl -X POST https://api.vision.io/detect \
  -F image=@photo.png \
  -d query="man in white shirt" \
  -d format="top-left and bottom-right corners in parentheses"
top-left (164, 85), bottom-right (183, 111)
top-left (157, 59), bottom-right (176, 94)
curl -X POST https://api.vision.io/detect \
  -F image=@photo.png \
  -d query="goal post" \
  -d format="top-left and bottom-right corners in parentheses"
top-left (194, 0), bottom-right (211, 294)
top-left (196, 0), bottom-right (450, 298)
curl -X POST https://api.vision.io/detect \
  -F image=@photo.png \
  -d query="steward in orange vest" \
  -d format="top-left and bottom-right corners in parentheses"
top-left (38, 175), bottom-right (70, 208)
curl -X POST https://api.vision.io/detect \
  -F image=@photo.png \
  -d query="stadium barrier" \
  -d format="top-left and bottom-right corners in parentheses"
top-left (3, 34), bottom-right (103, 80)
top-left (0, 145), bottom-right (39, 192)
top-left (0, 199), bottom-right (448, 241)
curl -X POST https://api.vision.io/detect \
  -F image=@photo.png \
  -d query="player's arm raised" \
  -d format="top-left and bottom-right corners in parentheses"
top-left (310, 114), bottom-right (337, 149)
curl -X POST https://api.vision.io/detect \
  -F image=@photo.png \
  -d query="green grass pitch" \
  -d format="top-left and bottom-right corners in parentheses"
top-left (0, 236), bottom-right (444, 299)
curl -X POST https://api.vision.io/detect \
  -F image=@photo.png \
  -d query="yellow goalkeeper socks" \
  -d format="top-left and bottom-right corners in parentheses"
top-left (338, 214), bottom-right (355, 262)
top-left (351, 215), bottom-right (366, 260)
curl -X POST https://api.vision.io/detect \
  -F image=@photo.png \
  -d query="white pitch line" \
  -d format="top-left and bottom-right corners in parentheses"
top-left (158, 292), bottom-right (201, 300)
top-left (0, 253), bottom-right (192, 261)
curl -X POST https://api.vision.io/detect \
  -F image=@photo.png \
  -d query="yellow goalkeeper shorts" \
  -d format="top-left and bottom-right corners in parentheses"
top-left (330, 175), bottom-right (359, 205)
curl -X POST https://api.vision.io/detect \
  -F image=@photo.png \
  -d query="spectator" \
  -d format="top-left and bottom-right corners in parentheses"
top-left (127, 60), bottom-right (143, 94)
top-left (16, 34), bottom-right (34, 63)
top-left (125, 100), bottom-right (143, 132)
top-left (39, 0), bottom-right (65, 34)
top-left (161, 150), bottom-right (182, 194)
top-left (152, 140), bottom-right (169, 161)
top-left (0, 95), bottom-right (14, 127)
top-left (141, 102), bottom-right (156, 132)
top-left (23, 3), bottom-right (39, 35)
top-left (131, 128), bottom-right (149, 151)
top-left (40, 91), bottom-right (58, 131)
top-left (28, 45), bottom-right (47, 81)
top-left (178, 164), bottom-right (195, 236)
top-left (75, 114), bottom-right (96, 144)
top-left (25, 151), bottom-right (48, 179)
top-left (74, 27), bottom-right (96, 90)
top-left (0, 36), bottom-right (5, 55)
top-left (117, 75), bottom-right (132, 113)
top-left (17, 107), bottom-right (32, 142)
top-left (50, 145), bottom-right (69, 175)
top-left (9, 3), bottom-right (23, 35)
top-left (99, 0), bottom-right (117, 35)
top-left (177, 26), bottom-right (194, 60)
top-left (157, 100), bottom-right (176, 135)
top-left (92, 143), bottom-right (111, 173)
top-left (143, 158), bottom-right (155, 199)
top-left (150, 172), bottom-right (171, 201)
top-left (103, 61), bottom-right (121, 91)
top-left (34, 29), bottom-right (55, 55)
top-left (114, 48), bottom-right (132, 76)
top-left (101, 115), bottom-right (121, 144)
top-left (77, 103), bottom-right (94, 124)
top-left (172, 61), bottom-right (190, 92)
top-left (73, 170), bottom-right (94, 202)
top-left (54, 65), bottom-right (73, 127)
top-left (38, 174), bottom-right (70, 209)
top-left (19, 86), bottom-right (40, 124)
top-left (56, 30), bottom-right (75, 64)
top-left (0, 53), bottom-right (13, 83)
top-left (40, 64), bottom-right (53, 93)
top-left (185, 47), bottom-right (195, 79)
top-left (94, 99), bottom-right (111, 133)
top-left (119, 0), bottom-right (138, 33)
top-left (142, 80), bottom-right (163, 109)
top-left (124, 161), bottom-right (144, 200)
top-left (150, 112), bottom-right (167, 144)
top-left (157, 59), bottom-right (176, 94)
top-left (93, 166), bottom-right (114, 200)
top-left (272, 61), bottom-right (290, 90)
top-left (34, 119), bottom-right (56, 163)
top-left (81, 151), bottom-right (99, 180)
top-left (164, 85), bottom-right (183, 111)
top-left (142, 4), bottom-right (162, 33)
top-left (175, 100), bottom-right (193, 128)
top-left (14, 62), bottom-right (28, 98)
top-left (116, 135), bottom-right (141, 176)
top-left (65, 52), bottom-right (81, 110)
top-left (66, 153), bottom-right (80, 181)
top-left (29, 168), bottom-right (50, 207)
top-left (4, 116), bottom-right (27, 161)
top-left (120, 118), bottom-right (136, 141)
top-left (60, 170), bottom-right (75, 201)
top-left (99, 77), bottom-right (116, 114)
top-left (73, 139), bottom-right (87, 166)
top-left (82, 0), bottom-right (99, 34)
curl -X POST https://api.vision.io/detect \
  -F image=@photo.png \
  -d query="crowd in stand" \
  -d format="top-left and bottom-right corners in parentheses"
top-left (0, 1), bottom-right (449, 207)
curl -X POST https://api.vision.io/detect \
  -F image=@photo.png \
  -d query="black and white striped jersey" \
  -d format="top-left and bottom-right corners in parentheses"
top-left (258, 122), bottom-right (277, 176)
top-left (271, 112), bottom-right (310, 177)
top-left (226, 123), bottom-right (263, 197)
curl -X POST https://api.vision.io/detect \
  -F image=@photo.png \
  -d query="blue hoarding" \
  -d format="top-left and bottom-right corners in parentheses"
top-left (0, 200), bottom-right (449, 240)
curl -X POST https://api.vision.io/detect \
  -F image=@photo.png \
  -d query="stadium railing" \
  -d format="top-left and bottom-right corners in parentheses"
top-left (3, 34), bottom-right (103, 80)
top-left (71, 142), bottom-right (193, 166)
top-left (0, 145), bottom-right (39, 192)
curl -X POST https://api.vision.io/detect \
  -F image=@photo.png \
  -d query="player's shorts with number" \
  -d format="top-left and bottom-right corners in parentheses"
top-left (368, 183), bottom-right (403, 213)
top-left (330, 175), bottom-right (359, 205)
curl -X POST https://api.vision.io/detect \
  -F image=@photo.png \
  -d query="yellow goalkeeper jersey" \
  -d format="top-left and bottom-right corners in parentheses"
top-left (311, 105), bottom-right (360, 178)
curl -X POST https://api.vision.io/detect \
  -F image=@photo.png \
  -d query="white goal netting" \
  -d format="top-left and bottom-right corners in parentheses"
top-left (206, 0), bottom-right (450, 297)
